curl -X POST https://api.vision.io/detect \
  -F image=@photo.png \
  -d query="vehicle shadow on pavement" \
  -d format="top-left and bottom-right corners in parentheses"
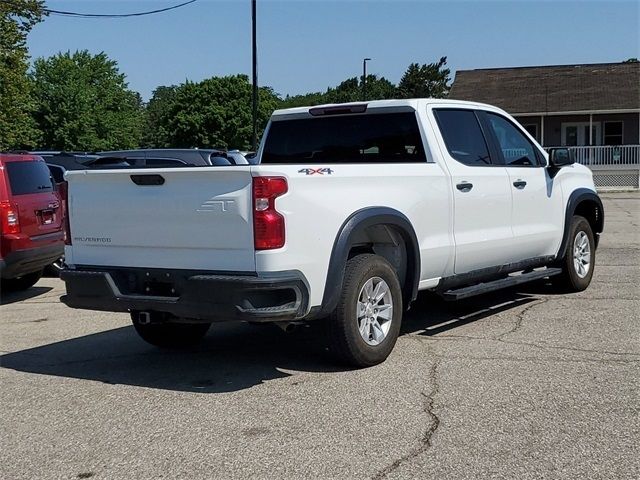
top-left (402, 286), bottom-right (540, 336)
top-left (0, 285), bottom-right (546, 394)
top-left (0, 320), bottom-right (347, 393)
top-left (0, 286), bottom-right (53, 305)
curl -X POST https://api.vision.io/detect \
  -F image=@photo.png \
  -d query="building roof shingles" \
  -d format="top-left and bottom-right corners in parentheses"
top-left (449, 62), bottom-right (640, 114)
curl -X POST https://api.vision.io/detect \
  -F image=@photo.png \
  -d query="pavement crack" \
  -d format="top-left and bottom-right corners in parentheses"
top-left (372, 353), bottom-right (440, 480)
top-left (497, 298), bottom-right (549, 340)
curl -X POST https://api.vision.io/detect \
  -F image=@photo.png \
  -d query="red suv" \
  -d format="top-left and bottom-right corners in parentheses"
top-left (0, 154), bottom-right (64, 291)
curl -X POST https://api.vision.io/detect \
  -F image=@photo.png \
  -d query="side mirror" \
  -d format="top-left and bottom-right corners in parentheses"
top-left (548, 148), bottom-right (575, 168)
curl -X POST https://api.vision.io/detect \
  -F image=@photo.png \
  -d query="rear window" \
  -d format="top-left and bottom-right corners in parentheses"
top-left (262, 112), bottom-right (426, 164)
top-left (5, 161), bottom-right (54, 195)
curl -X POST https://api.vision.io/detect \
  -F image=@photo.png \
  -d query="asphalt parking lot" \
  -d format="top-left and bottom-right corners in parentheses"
top-left (1, 192), bottom-right (638, 480)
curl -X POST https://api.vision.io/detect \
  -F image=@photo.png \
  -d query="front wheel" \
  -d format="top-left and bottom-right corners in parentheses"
top-left (328, 254), bottom-right (403, 367)
top-left (554, 215), bottom-right (595, 292)
top-left (131, 312), bottom-right (211, 348)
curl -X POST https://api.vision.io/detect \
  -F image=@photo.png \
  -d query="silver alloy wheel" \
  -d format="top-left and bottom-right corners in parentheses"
top-left (356, 276), bottom-right (393, 346)
top-left (573, 231), bottom-right (591, 278)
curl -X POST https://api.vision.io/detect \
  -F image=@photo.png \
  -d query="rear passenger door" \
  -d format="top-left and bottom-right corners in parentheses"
top-left (479, 111), bottom-right (564, 260)
top-left (431, 108), bottom-right (517, 274)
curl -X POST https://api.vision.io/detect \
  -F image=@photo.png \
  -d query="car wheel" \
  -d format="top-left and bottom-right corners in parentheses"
top-left (328, 254), bottom-right (403, 367)
top-left (554, 215), bottom-right (595, 292)
top-left (1, 269), bottom-right (43, 292)
top-left (130, 312), bottom-right (211, 348)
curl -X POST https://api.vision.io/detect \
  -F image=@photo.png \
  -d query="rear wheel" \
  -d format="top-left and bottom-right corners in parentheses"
top-left (328, 254), bottom-right (403, 367)
top-left (130, 312), bottom-right (211, 348)
top-left (1, 270), bottom-right (43, 292)
top-left (554, 215), bottom-right (595, 292)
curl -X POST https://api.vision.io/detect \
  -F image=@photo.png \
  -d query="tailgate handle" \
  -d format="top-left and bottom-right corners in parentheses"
top-left (131, 174), bottom-right (165, 186)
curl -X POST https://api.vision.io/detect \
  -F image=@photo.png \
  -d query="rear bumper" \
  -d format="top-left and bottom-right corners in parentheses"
top-left (0, 243), bottom-right (64, 279)
top-left (60, 266), bottom-right (310, 322)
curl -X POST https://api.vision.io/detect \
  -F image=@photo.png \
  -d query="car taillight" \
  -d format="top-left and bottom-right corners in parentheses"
top-left (0, 201), bottom-right (20, 234)
top-left (58, 182), bottom-right (72, 245)
top-left (253, 176), bottom-right (287, 250)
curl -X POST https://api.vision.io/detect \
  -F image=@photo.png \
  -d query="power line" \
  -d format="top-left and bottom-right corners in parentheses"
top-left (1, 0), bottom-right (197, 18)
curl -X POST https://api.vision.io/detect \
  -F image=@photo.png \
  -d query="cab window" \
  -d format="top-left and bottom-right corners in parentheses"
top-left (433, 109), bottom-right (492, 166)
top-left (485, 113), bottom-right (542, 167)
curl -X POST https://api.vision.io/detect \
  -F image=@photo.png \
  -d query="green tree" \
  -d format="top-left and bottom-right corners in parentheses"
top-left (279, 91), bottom-right (327, 109)
top-left (326, 75), bottom-right (396, 103)
top-left (31, 50), bottom-right (144, 151)
top-left (0, 0), bottom-right (46, 150)
top-left (398, 57), bottom-right (451, 99)
top-left (622, 58), bottom-right (639, 63)
top-left (159, 75), bottom-right (280, 149)
top-left (142, 85), bottom-right (178, 147)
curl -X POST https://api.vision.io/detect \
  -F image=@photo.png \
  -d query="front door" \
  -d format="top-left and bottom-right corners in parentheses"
top-left (482, 112), bottom-right (565, 259)
top-left (562, 122), bottom-right (601, 146)
top-left (431, 107), bottom-right (516, 274)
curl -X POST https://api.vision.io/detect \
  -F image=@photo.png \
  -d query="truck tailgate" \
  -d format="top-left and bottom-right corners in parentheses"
top-left (65, 167), bottom-right (255, 272)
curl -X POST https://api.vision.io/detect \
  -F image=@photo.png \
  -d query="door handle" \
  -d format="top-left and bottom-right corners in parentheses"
top-left (456, 181), bottom-right (473, 192)
top-left (513, 180), bottom-right (527, 189)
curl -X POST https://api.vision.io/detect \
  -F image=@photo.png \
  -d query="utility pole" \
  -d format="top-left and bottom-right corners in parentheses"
top-left (362, 58), bottom-right (371, 101)
top-left (251, 0), bottom-right (258, 151)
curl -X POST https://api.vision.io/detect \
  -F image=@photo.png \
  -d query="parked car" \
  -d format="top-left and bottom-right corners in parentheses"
top-left (35, 153), bottom-right (99, 276)
top-left (60, 99), bottom-right (603, 367)
top-left (0, 154), bottom-right (64, 291)
top-left (97, 149), bottom-right (245, 167)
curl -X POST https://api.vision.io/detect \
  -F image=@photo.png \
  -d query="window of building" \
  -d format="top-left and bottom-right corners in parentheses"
top-left (433, 109), bottom-right (492, 166)
top-left (603, 121), bottom-right (623, 145)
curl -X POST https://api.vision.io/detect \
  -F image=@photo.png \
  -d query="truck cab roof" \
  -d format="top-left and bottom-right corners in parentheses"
top-left (271, 98), bottom-right (505, 119)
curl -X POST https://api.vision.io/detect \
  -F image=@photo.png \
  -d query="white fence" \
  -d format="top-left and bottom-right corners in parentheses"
top-left (568, 145), bottom-right (640, 166)
top-left (548, 145), bottom-right (640, 190)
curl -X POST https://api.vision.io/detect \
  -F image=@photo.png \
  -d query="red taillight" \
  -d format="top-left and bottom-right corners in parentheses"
top-left (252, 176), bottom-right (287, 250)
top-left (0, 201), bottom-right (20, 234)
top-left (58, 181), bottom-right (72, 245)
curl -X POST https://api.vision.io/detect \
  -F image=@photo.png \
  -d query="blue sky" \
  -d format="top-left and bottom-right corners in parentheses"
top-left (29, 1), bottom-right (639, 100)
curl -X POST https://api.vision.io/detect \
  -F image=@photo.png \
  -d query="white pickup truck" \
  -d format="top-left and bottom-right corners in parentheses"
top-left (61, 99), bottom-right (604, 367)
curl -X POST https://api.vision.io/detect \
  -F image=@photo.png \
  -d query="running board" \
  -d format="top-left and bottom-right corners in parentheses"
top-left (441, 268), bottom-right (562, 301)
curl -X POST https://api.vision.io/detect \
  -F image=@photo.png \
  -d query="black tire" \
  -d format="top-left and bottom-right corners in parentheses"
top-left (130, 312), bottom-right (211, 348)
top-left (554, 215), bottom-right (595, 292)
top-left (328, 254), bottom-right (403, 367)
top-left (1, 269), bottom-right (43, 292)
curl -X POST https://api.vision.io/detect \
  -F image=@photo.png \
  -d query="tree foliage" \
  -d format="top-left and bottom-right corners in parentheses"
top-left (279, 74), bottom-right (397, 108)
top-left (0, 0), bottom-right (46, 150)
top-left (142, 85), bottom-right (178, 148)
top-left (31, 50), bottom-right (144, 151)
top-left (147, 75), bottom-right (280, 150)
top-left (397, 57), bottom-right (451, 99)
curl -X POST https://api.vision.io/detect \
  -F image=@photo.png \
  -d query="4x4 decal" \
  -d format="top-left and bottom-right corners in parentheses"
top-left (298, 168), bottom-right (334, 175)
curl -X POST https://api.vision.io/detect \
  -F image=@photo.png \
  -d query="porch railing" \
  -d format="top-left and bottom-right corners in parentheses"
top-left (545, 145), bottom-right (640, 190)
top-left (549, 145), bottom-right (640, 166)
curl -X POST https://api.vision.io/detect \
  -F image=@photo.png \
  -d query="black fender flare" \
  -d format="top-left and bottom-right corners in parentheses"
top-left (557, 188), bottom-right (604, 259)
top-left (318, 207), bottom-right (421, 317)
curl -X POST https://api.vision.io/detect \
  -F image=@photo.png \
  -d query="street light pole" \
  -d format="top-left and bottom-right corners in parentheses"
top-left (362, 57), bottom-right (371, 101)
top-left (251, 0), bottom-right (258, 151)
